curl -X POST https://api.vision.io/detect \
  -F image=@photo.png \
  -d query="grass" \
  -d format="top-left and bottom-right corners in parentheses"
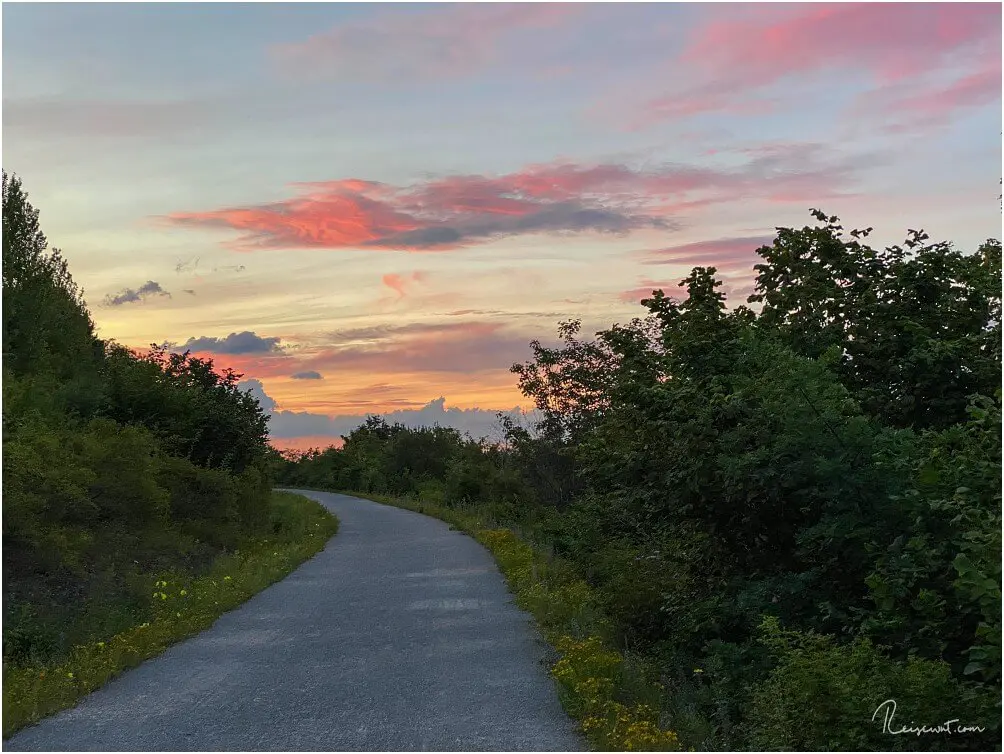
top-left (341, 490), bottom-right (681, 752)
top-left (2, 490), bottom-right (338, 739)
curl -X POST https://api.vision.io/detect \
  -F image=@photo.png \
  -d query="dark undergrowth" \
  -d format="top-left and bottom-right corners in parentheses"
top-left (3, 491), bottom-right (337, 739)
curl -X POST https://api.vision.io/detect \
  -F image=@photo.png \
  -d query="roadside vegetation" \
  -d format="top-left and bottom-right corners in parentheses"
top-left (2, 172), bottom-right (338, 737)
top-left (280, 212), bottom-right (1002, 751)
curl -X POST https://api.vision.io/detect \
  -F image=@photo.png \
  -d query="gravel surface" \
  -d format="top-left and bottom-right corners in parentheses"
top-left (7, 491), bottom-right (584, 752)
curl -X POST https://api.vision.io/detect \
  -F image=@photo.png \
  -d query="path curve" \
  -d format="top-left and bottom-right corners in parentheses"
top-left (7, 491), bottom-right (583, 751)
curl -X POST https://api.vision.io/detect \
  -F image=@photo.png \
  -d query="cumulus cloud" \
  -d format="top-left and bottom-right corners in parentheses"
top-left (104, 280), bottom-right (171, 306)
top-left (167, 151), bottom-right (858, 253)
top-left (182, 330), bottom-right (283, 355)
top-left (291, 370), bottom-right (323, 380)
top-left (241, 378), bottom-right (278, 413)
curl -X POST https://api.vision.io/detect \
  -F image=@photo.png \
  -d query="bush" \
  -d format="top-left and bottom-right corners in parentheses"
top-left (747, 617), bottom-right (999, 751)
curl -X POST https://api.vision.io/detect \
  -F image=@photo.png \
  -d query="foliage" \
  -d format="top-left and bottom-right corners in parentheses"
top-left (750, 211), bottom-right (1001, 430)
top-left (856, 395), bottom-right (1002, 681)
top-left (2, 172), bottom-right (289, 737)
top-left (2, 172), bottom-right (99, 381)
top-left (747, 617), bottom-right (998, 751)
top-left (275, 208), bottom-right (1003, 751)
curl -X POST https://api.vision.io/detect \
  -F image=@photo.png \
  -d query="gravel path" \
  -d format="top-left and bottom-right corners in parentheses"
top-left (7, 491), bottom-right (583, 751)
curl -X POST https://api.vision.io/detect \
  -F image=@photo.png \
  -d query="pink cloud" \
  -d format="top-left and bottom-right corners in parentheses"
top-left (176, 323), bottom-right (527, 386)
top-left (270, 3), bottom-right (580, 81)
top-left (382, 271), bottom-right (426, 299)
top-left (619, 280), bottom-right (680, 304)
top-left (854, 56), bottom-right (1003, 133)
top-left (301, 322), bottom-right (536, 375)
top-left (639, 235), bottom-right (775, 273)
top-left (167, 149), bottom-right (859, 252)
top-left (635, 3), bottom-right (1000, 125)
top-left (896, 62), bottom-right (1003, 116)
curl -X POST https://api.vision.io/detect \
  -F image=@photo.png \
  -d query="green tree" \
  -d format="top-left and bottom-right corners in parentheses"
top-left (2, 171), bottom-right (99, 380)
top-left (751, 211), bottom-right (1001, 429)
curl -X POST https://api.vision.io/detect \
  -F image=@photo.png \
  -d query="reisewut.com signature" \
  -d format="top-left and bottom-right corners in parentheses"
top-left (872, 699), bottom-right (988, 736)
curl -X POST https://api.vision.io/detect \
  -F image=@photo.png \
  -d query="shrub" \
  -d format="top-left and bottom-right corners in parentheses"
top-left (747, 617), bottom-right (998, 751)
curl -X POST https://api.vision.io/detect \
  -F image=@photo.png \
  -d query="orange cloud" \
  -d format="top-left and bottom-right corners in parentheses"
top-left (169, 182), bottom-right (420, 250)
top-left (270, 435), bottom-right (344, 454)
top-left (381, 271), bottom-right (426, 299)
top-left (167, 151), bottom-right (859, 252)
top-left (185, 320), bottom-right (545, 417)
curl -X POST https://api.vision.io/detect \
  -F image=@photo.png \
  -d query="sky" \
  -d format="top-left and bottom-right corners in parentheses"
top-left (4, 2), bottom-right (1001, 451)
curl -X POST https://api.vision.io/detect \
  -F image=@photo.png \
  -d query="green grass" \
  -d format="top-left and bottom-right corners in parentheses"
top-left (3, 491), bottom-right (338, 739)
top-left (342, 490), bottom-right (681, 751)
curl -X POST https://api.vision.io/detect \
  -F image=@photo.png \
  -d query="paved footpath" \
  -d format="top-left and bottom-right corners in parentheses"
top-left (7, 491), bottom-right (583, 752)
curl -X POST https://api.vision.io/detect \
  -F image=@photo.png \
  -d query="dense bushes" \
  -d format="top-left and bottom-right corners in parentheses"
top-left (746, 618), bottom-right (994, 751)
top-left (280, 211), bottom-right (1001, 750)
top-left (2, 172), bottom-right (280, 681)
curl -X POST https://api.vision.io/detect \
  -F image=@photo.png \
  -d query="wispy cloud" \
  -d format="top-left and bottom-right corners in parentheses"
top-left (619, 279), bottom-right (680, 304)
top-left (852, 57), bottom-right (1003, 134)
top-left (633, 3), bottom-right (1000, 127)
top-left (175, 257), bottom-right (200, 274)
top-left (639, 235), bottom-right (775, 273)
top-left (3, 97), bottom-right (220, 138)
top-left (382, 271), bottom-right (426, 298)
top-left (104, 280), bottom-right (171, 306)
top-left (291, 370), bottom-right (323, 380)
top-left (167, 149), bottom-right (859, 252)
top-left (193, 321), bottom-right (546, 390)
top-left (270, 3), bottom-right (580, 82)
top-left (175, 257), bottom-right (245, 276)
top-left (302, 322), bottom-right (535, 375)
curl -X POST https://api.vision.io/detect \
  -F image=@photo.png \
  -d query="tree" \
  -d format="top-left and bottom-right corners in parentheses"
top-left (751, 211), bottom-right (1002, 429)
top-left (2, 171), bottom-right (99, 380)
top-left (101, 344), bottom-right (271, 474)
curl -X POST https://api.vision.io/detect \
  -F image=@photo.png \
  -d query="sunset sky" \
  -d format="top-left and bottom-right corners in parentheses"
top-left (4, 2), bottom-right (1001, 450)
